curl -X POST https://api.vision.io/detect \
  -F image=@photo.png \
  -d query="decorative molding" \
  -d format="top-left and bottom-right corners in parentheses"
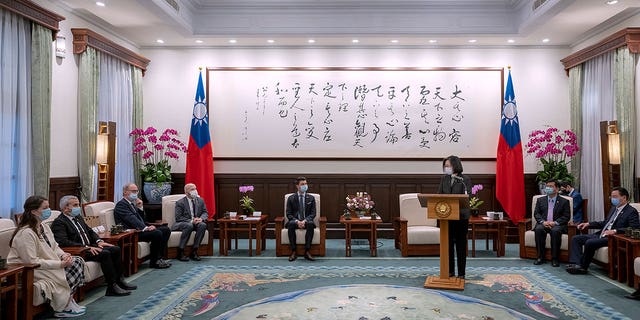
top-left (0, 0), bottom-right (65, 39)
top-left (71, 28), bottom-right (150, 75)
top-left (561, 28), bottom-right (640, 72)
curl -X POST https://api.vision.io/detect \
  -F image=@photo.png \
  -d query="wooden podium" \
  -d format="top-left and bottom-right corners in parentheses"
top-left (418, 193), bottom-right (469, 291)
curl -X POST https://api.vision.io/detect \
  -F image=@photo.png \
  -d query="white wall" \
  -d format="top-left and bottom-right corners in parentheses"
top-left (140, 46), bottom-right (571, 174)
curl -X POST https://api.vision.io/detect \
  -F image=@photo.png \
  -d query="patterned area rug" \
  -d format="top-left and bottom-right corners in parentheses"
top-left (118, 265), bottom-right (630, 320)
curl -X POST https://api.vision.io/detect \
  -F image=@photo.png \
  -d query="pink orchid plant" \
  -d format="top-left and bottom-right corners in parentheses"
top-left (525, 127), bottom-right (580, 183)
top-left (129, 127), bottom-right (187, 183)
top-left (239, 185), bottom-right (255, 213)
top-left (469, 184), bottom-right (484, 210)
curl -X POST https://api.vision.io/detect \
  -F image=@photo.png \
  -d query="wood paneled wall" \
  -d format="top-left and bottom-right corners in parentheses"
top-left (49, 177), bottom-right (81, 210)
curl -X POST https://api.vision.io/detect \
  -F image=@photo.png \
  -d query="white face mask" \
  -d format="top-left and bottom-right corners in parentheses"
top-left (189, 190), bottom-right (198, 198)
top-left (444, 167), bottom-right (453, 175)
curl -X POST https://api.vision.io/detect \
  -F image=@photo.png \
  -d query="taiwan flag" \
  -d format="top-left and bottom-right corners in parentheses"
top-left (496, 69), bottom-right (525, 223)
top-left (185, 71), bottom-right (216, 218)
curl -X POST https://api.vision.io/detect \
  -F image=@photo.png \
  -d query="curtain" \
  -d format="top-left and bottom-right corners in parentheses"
top-left (97, 54), bottom-right (134, 197)
top-left (30, 23), bottom-right (52, 198)
top-left (613, 47), bottom-right (638, 202)
top-left (568, 65), bottom-right (583, 189)
top-left (77, 47), bottom-right (99, 203)
top-left (131, 66), bottom-right (144, 188)
top-left (580, 52), bottom-right (614, 221)
top-left (0, 9), bottom-right (32, 218)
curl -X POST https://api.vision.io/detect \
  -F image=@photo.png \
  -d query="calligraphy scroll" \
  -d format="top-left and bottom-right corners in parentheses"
top-left (207, 67), bottom-right (503, 158)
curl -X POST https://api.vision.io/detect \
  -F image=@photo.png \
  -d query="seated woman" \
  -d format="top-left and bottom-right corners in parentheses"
top-left (7, 195), bottom-right (87, 318)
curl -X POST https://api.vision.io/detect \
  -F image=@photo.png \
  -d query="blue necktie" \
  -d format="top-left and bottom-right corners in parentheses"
top-left (299, 195), bottom-right (305, 220)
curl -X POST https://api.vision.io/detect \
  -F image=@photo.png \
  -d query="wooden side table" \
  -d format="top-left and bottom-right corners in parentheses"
top-left (609, 234), bottom-right (640, 287)
top-left (218, 215), bottom-right (268, 256)
top-left (99, 229), bottom-right (138, 275)
top-left (0, 265), bottom-right (24, 320)
top-left (340, 215), bottom-right (382, 257)
top-left (468, 216), bottom-right (508, 257)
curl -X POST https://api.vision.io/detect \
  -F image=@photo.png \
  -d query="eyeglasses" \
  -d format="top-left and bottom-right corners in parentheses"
top-left (128, 189), bottom-right (139, 193)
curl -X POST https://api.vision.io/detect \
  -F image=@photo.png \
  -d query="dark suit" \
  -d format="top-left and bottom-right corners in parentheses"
top-left (567, 189), bottom-right (584, 223)
top-left (570, 204), bottom-right (640, 269)
top-left (172, 196), bottom-right (208, 250)
top-left (533, 195), bottom-right (571, 261)
top-left (51, 213), bottom-right (123, 285)
top-left (114, 198), bottom-right (171, 266)
top-left (285, 193), bottom-right (316, 252)
top-left (437, 174), bottom-right (471, 277)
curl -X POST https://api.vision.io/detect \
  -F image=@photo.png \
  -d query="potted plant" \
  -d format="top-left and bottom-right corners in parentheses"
top-left (346, 192), bottom-right (375, 217)
top-left (129, 127), bottom-right (187, 203)
top-left (239, 185), bottom-right (255, 214)
top-left (526, 127), bottom-right (580, 193)
top-left (469, 184), bottom-right (484, 217)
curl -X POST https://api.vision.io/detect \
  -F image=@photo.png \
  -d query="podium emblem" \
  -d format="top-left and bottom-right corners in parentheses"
top-left (434, 201), bottom-right (452, 218)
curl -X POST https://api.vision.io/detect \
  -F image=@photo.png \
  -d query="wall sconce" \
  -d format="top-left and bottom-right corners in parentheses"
top-left (607, 124), bottom-right (621, 165)
top-left (55, 35), bottom-right (66, 58)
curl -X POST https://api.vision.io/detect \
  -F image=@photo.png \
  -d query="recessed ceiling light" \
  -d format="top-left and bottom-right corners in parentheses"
top-left (507, 39), bottom-right (515, 43)
top-left (542, 38), bottom-right (550, 43)
top-left (352, 39), bottom-right (359, 43)
top-left (606, 0), bottom-right (619, 4)
top-left (308, 39), bottom-right (315, 44)
top-left (468, 39), bottom-right (477, 43)
top-left (156, 39), bottom-right (164, 44)
top-left (96, 1), bottom-right (105, 7)
top-left (267, 39), bottom-right (275, 43)
top-left (390, 39), bottom-right (399, 43)
top-left (429, 39), bottom-right (437, 43)
top-left (228, 39), bottom-right (237, 44)
top-left (195, 40), bottom-right (203, 44)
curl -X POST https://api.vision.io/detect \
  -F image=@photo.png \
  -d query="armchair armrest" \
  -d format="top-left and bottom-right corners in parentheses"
top-left (149, 221), bottom-right (168, 227)
top-left (61, 246), bottom-right (90, 256)
top-left (274, 216), bottom-right (284, 230)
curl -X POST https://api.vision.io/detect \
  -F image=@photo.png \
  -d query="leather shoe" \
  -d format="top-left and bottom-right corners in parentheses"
top-left (625, 289), bottom-right (640, 300)
top-left (117, 277), bottom-right (137, 290)
top-left (566, 266), bottom-right (588, 275)
top-left (533, 259), bottom-right (545, 265)
top-left (288, 252), bottom-right (297, 261)
top-left (190, 252), bottom-right (201, 261)
top-left (105, 283), bottom-right (131, 296)
top-left (552, 260), bottom-right (560, 267)
top-left (304, 251), bottom-right (315, 261)
top-left (178, 254), bottom-right (189, 262)
top-left (158, 259), bottom-right (172, 266)
top-left (151, 261), bottom-right (170, 269)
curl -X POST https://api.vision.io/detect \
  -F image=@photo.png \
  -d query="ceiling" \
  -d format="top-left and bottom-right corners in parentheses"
top-left (55, 0), bottom-right (640, 48)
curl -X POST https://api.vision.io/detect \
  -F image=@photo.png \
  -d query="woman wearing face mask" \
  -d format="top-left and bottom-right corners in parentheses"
top-left (437, 155), bottom-right (472, 279)
top-left (7, 195), bottom-right (87, 318)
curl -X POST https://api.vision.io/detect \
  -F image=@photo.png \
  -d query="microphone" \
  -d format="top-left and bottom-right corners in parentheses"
top-left (451, 175), bottom-right (468, 195)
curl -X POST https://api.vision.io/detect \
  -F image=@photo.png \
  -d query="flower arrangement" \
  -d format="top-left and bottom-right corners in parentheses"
top-left (346, 192), bottom-right (375, 212)
top-left (129, 127), bottom-right (187, 183)
top-left (469, 184), bottom-right (484, 210)
top-left (525, 127), bottom-right (580, 184)
top-left (239, 185), bottom-right (255, 213)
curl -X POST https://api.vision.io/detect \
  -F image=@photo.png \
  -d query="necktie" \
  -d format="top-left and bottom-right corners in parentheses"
top-left (601, 207), bottom-right (622, 237)
top-left (547, 198), bottom-right (555, 222)
top-left (299, 195), bottom-right (305, 220)
top-left (190, 199), bottom-right (196, 219)
top-left (73, 217), bottom-right (91, 245)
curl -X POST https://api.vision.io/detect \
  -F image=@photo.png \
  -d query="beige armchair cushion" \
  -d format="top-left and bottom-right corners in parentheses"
top-left (399, 193), bottom-right (439, 244)
top-left (280, 193), bottom-right (321, 245)
top-left (84, 201), bottom-right (116, 229)
top-left (523, 194), bottom-right (574, 250)
top-left (634, 257), bottom-right (640, 277)
top-left (161, 194), bottom-right (209, 248)
top-left (0, 219), bottom-right (16, 258)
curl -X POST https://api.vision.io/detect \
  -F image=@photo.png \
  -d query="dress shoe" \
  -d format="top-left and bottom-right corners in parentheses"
top-left (150, 261), bottom-right (170, 269)
top-left (106, 283), bottom-right (131, 296)
top-left (565, 264), bottom-right (577, 269)
top-left (459, 275), bottom-right (465, 280)
top-left (552, 260), bottom-right (560, 267)
top-left (190, 252), bottom-right (201, 261)
top-left (158, 259), bottom-right (172, 266)
top-left (304, 251), bottom-right (315, 261)
top-left (566, 266), bottom-right (588, 275)
top-left (288, 252), bottom-right (297, 261)
top-left (117, 276), bottom-right (137, 290)
top-left (625, 289), bottom-right (640, 300)
top-left (178, 254), bottom-right (189, 262)
top-left (533, 259), bottom-right (545, 265)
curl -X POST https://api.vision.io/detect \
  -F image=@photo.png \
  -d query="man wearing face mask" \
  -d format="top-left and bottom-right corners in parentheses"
top-left (559, 181), bottom-right (584, 224)
top-left (567, 187), bottom-right (640, 275)
top-left (114, 183), bottom-right (172, 269)
top-left (173, 183), bottom-right (209, 261)
top-left (51, 195), bottom-right (136, 296)
top-left (285, 177), bottom-right (316, 262)
top-left (533, 179), bottom-right (571, 267)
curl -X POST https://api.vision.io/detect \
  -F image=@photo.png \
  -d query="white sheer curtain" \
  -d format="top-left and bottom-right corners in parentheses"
top-left (580, 52), bottom-right (614, 222)
top-left (97, 54), bottom-right (134, 198)
top-left (0, 10), bottom-right (33, 218)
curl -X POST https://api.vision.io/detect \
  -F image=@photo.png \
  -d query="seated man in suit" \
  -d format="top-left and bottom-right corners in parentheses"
top-left (533, 179), bottom-right (571, 267)
top-left (567, 187), bottom-right (640, 275)
top-left (285, 176), bottom-right (316, 262)
top-left (114, 183), bottom-right (172, 269)
top-left (173, 183), bottom-right (209, 262)
top-left (559, 181), bottom-right (584, 224)
top-left (51, 195), bottom-right (137, 296)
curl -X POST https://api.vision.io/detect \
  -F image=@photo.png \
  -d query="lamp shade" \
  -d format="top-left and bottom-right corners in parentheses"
top-left (96, 134), bottom-right (109, 164)
top-left (608, 133), bottom-right (620, 165)
top-left (55, 35), bottom-right (66, 58)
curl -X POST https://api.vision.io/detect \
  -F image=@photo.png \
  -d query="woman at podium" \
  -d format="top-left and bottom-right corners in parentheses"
top-left (437, 155), bottom-right (472, 279)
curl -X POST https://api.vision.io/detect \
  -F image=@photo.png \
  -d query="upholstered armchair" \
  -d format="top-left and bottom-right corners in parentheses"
top-left (594, 203), bottom-right (640, 270)
top-left (393, 193), bottom-right (440, 257)
top-left (274, 193), bottom-right (326, 257)
top-left (518, 194), bottom-right (575, 262)
top-left (160, 194), bottom-right (213, 258)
